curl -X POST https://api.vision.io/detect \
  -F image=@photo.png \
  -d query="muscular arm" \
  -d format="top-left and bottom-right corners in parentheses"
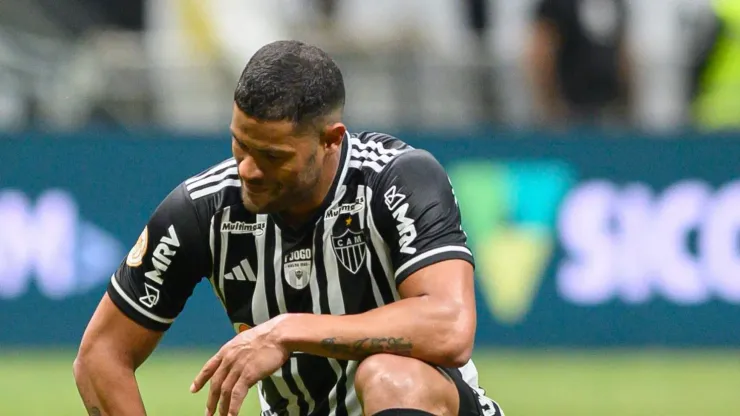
top-left (270, 147), bottom-right (478, 367)
top-left (274, 259), bottom-right (475, 368)
top-left (74, 180), bottom-right (212, 414)
top-left (73, 294), bottom-right (163, 415)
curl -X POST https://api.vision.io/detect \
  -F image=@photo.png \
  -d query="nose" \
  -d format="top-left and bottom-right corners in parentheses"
top-left (238, 154), bottom-right (264, 182)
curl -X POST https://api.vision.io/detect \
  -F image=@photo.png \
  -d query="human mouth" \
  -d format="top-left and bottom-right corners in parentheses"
top-left (244, 184), bottom-right (269, 195)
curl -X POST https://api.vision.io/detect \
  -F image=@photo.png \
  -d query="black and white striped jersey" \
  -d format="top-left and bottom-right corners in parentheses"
top-left (108, 131), bottom-right (486, 416)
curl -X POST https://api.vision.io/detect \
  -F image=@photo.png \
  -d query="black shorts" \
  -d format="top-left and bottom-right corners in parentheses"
top-left (438, 367), bottom-right (504, 416)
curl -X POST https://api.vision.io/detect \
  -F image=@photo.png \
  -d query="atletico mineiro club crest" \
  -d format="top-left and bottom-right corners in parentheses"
top-left (331, 228), bottom-right (367, 274)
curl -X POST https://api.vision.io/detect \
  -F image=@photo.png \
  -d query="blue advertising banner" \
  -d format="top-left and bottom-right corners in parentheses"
top-left (1, 130), bottom-right (739, 347)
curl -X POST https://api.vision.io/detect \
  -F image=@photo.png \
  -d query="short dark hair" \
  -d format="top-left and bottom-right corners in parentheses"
top-left (234, 40), bottom-right (345, 127)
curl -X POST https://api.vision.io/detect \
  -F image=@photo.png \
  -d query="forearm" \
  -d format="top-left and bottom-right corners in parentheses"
top-left (73, 354), bottom-right (146, 416)
top-left (274, 295), bottom-right (473, 367)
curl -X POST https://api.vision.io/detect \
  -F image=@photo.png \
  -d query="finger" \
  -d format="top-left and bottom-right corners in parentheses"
top-left (191, 354), bottom-right (223, 393)
top-left (206, 358), bottom-right (232, 416)
top-left (218, 368), bottom-right (242, 416)
top-left (227, 373), bottom-right (252, 416)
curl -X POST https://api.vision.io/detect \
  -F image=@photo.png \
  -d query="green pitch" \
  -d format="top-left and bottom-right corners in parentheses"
top-left (0, 349), bottom-right (738, 415)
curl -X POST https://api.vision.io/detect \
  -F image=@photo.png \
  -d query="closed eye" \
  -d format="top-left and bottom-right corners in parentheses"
top-left (262, 151), bottom-right (282, 161)
top-left (233, 137), bottom-right (249, 152)
top-left (232, 136), bottom-right (289, 162)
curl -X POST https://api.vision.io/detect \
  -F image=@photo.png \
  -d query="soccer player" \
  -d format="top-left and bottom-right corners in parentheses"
top-left (73, 40), bottom-right (503, 416)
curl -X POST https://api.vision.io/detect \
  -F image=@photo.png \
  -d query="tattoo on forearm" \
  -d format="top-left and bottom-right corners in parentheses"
top-left (320, 337), bottom-right (413, 357)
top-left (88, 407), bottom-right (101, 416)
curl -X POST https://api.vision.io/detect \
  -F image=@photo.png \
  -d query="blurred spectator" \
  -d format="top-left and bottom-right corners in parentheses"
top-left (464, 0), bottom-right (499, 123)
top-left (313, 0), bottom-right (339, 21)
top-left (527, 0), bottom-right (632, 128)
top-left (94, 0), bottom-right (144, 30)
top-left (689, 0), bottom-right (740, 131)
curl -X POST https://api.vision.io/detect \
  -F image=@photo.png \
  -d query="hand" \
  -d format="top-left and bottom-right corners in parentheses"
top-left (190, 319), bottom-right (290, 416)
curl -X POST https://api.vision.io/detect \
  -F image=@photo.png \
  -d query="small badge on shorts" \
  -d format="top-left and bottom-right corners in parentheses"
top-left (126, 226), bottom-right (148, 267)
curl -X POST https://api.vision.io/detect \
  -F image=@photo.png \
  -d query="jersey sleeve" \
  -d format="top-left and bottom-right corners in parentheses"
top-left (107, 183), bottom-right (211, 331)
top-left (369, 149), bottom-right (474, 285)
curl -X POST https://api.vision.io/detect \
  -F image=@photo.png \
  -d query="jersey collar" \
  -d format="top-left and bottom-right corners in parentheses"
top-left (270, 131), bottom-right (352, 237)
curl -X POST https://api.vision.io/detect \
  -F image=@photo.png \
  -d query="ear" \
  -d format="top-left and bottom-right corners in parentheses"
top-left (321, 122), bottom-right (346, 151)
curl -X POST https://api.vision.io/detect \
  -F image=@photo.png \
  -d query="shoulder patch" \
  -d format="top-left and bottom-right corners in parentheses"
top-left (126, 226), bottom-right (148, 267)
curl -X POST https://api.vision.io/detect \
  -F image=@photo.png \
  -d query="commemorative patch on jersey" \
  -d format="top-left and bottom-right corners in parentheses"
top-left (331, 228), bottom-right (367, 274)
top-left (283, 249), bottom-right (312, 290)
top-left (126, 226), bottom-right (148, 267)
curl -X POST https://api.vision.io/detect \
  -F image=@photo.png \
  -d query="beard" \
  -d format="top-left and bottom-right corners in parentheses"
top-left (240, 183), bottom-right (281, 214)
top-left (241, 150), bottom-right (321, 215)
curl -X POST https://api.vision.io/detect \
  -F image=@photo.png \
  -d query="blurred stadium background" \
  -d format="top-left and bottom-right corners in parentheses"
top-left (1, 0), bottom-right (740, 415)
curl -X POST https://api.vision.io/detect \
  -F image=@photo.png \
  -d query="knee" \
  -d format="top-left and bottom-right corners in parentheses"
top-left (354, 353), bottom-right (458, 415)
top-left (354, 354), bottom-right (420, 398)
